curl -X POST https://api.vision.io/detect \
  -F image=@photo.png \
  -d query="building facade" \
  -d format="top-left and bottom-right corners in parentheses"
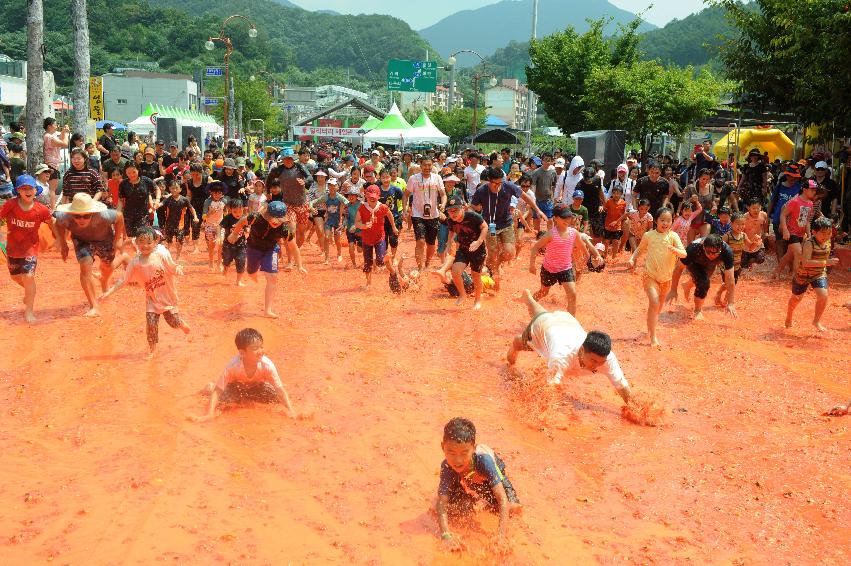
top-left (102, 71), bottom-right (198, 125)
top-left (484, 79), bottom-right (536, 130)
top-left (0, 54), bottom-right (56, 126)
top-left (399, 86), bottom-right (464, 114)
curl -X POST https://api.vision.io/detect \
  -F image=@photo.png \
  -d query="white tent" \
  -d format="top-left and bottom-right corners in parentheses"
top-left (362, 103), bottom-right (413, 145)
top-left (406, 110), bottom-right (449, 145)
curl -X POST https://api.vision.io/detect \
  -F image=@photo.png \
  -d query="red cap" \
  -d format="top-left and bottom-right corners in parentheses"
top-left (363, 165), bottom-right (376, 174)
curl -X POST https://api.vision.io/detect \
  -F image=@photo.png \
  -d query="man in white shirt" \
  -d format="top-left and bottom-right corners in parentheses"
top-left (404, 158), bottom-right (447, 270)
top-left (553, 158), bottom-right (568, 202)
top-left (507, 289), bottom-right (632, 403)
top-left (464, 153), bottom-right (485, 200)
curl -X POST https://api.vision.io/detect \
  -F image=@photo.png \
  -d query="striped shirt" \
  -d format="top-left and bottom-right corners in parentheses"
top-left (61, 166), bottom-right (104, 199)
top-left (542, 226), bottom-right (578, 272)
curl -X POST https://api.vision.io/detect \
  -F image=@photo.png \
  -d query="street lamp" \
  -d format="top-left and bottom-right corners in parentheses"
top-left (205, 14), bottom-right (258, 140)
top-left (446, 49), bottom-right (489, 112)
top-left (357, 128), bottom-right (367, 151)
top-left (471, 73), bottom-right (498, 143)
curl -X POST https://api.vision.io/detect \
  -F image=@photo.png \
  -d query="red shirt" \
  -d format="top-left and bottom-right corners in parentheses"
top-left (0, 199), bottom-right (52, 258)
top-left (357, 202), bottom-right (391, 246)
top-left (784, 195), bottom-right (813, 238)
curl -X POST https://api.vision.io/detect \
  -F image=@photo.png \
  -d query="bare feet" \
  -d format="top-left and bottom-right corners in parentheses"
top-left (455, 297), bottom-right (465, 306)
top-left (681, 282), bottom-right (692, 301)
top-left (650, 335), bottom-right (661, 347)
top-left (82, 307), bottom-right (101, 318)
top-left (506, 345), bottom-right (518, 365)
top-left (813, 321), bottom-right (828, 332)
top-left (145, 350), bottom-right (156, 360)
top-left (264, 310), bottom-right (279, 319)
top-left (693, 310), bottom-right (704, 321)
top-left (784, 316), bottom-right (793, 328)
top-left (24, 311), bottom-right (37, 323)
top-left (473, 301), bottom-right (482, 310)
top-left (179, 321), bottom-right (191, 334)
top-left (337, 256), bottom-right (343, 263)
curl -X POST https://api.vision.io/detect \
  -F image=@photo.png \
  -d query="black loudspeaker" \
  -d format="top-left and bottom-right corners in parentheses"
top-left (182, 126), bottom-right (202, 150)
top-left (575, 130), bottom-right (627, 169)
top-left (156, 118), bottom-right (178, 149)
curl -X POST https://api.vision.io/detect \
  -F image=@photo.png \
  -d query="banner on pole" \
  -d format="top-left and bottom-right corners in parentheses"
top-left (291, 126), bottom-right (361, 137)
top-left (89, 77), bottom-right (104, 121)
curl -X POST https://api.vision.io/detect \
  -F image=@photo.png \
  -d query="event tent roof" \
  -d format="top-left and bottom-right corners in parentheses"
top-left (406, 111), bottom-right (449, 145)
top-left (360, 116), bottom-right (382, 130)
top-left (363, 103), bottom-right (413, 145)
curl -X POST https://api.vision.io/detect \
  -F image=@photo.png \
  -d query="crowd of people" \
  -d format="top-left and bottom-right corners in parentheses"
top-left (1, 120), bottom-right (850, 548)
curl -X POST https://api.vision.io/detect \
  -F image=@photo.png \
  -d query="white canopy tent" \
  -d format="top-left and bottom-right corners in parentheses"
top-left (362, 103), bottom-right (413, 145)
top-left (405, 110), bottom-right (449, 145)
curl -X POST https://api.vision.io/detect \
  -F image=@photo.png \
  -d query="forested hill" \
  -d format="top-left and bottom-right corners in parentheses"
top-left (0, 0), bottom-right (434, 91)
top-left (638, 4), bottom-right (735, 67)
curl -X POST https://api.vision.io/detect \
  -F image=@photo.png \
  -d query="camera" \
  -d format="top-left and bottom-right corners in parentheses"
top-left (423, 203), bottom-right (432, 217)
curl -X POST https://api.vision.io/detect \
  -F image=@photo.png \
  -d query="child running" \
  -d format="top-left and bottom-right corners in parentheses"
top-left (192, 328), bottom-right (296, 422)
top-left (0, 174), bottom-right (56, 322)
top-left (439, 195), bottom-right (488, 309)
top-left (785, 217), bottom-right (838, 332)
top-left (161, 180), bottom-right (197, 261)
top-left (602, 186), bottom-right (628, 258)
top-left (320, 178), bottom-right (345, 264)
top-left (100, 226), bottom-right (190, 358)
top-left (626, 199), bottom-right (653, 252)
top-left (201, 182), bottom-right (227, 272)
top-left (344, 188), bottom-right (362, 269)
top-left (671, 195), bottom-right (702, 246)
top-left (435, 417), bottom-right (521, 552)
top-left (220, 198), bottom-right (248, 286)
top-left (628, 206), bottom-right (687, 346)
top-left (354, 184), bottom-right (397, 290)
top-left (528, 204), bottom-right (601, 315)
top-left (714, 212), bottom-right (751, 307)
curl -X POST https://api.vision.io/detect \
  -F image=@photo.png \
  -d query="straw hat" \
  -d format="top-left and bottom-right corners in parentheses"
top-left (57, 192), bottom-right (107, 214)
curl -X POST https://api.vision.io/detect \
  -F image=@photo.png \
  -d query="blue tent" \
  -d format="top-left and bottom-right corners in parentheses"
top-left (485, 115), bottom-right (509, 127)
top-left (96, 120), bottom-right (127, 131)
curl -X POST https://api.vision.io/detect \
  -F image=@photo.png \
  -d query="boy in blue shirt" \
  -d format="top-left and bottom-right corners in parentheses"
top-left (321, 178), bottom-right (345, 264)
top-left (344, 188), bottom-right (362, 269)
top-left (378, 170), bottom-right (404, 259)
top-left (435, 417), bottom-right (521, 551)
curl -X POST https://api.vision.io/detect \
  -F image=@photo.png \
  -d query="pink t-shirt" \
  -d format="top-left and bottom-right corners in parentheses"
top-left (542, 226), bottom-right (577, 272)
top-left (215, 354), bottom-right (284, 392)
top-left (784, 195), bottom-right (813, 238)
top-left (123, 247), bottom-right (180, 313)
top-left (43, 132), bottom-right (65, 169)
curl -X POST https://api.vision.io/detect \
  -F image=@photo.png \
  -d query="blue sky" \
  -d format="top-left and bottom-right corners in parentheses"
top-left (288, 0), bottom-right (708, 29)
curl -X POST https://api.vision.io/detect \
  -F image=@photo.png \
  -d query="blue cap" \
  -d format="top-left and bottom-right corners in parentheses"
top-left (572, 189), bottom-right (584, 199)
top-left (14, 174), bottom-right (42, 196)
top-left (267, 201), bottom-right (287, 218)
top-left (532, 156), bottom-right (542, 166)
top-left (281, 148), bottom-right (295, 158)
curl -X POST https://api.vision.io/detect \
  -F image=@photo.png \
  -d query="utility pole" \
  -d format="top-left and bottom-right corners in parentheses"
top-left (228, 76), bottom-right (236, 139)
top-left (70, 0), bottom-right (90, 137)
top-left (525, 0), bottom-right (538, 157)
top-left (237, 100), bottom-right (243, 142)
top-left (25, 0), bottom-right (45, 170)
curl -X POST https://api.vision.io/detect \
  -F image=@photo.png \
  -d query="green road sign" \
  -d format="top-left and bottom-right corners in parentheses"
top-left (387, 59), bottom-right (437, 93)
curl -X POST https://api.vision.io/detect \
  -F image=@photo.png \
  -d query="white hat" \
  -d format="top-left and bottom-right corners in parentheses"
top-left (555, 158), bottom-right (566, 166)
top-left (328, 177), bottom-right (338, 185)
top-left (57, 192), bottom-right (107, 214)
top-left (815, 160), bottom-right (829, 169)
top-left (34, 163), bottom-right (51, 175)
top-left (315, 169), bottom-right (328, 176)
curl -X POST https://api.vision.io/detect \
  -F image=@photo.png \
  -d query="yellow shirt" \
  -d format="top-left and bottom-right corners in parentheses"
top-left (635, 229), bottom-right (685, 282)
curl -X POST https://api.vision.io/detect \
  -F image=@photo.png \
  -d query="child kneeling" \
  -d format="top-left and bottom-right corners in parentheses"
top-left (192, 328), bottom-right (296, 422)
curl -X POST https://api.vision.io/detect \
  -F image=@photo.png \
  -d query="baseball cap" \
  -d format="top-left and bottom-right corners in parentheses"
top-left (364, 184), bottom-right (380, 198)
top-left (573, 190), bottom-right (584, 199)
top-left (446, 195), bottom-right (464, 209)
top-left (281, 148), bottom-right (295, 158)
top-left (815, 160), bottom-right (828, 169)
top-left (555, 158), bottom-right (566, 167)
top-left (783, 165), bottom-right (801, 178)
top-left (315, 169), bottom-right (328, 177)
top-left (328, 177), bottom-right (338, 185)
top-left (14, 174), bottom-right (37, 190)
top-left (371, 149), bottom-right (380, 155)
top-left (617, 164), bottom-right (628, 173)
top-left (532, 157), bottom-right (542, 166)
top-left (362, 165), bottom-right (375, 174)
top-left (268, 201), bottom-right (287, 218)
top-left (553, 203), bottom-right (573, 218)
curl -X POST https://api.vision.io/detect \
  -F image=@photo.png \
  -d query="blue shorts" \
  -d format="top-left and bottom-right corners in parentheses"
top-left (363, 239), bottom-right (387, 273)
top-left (534, 199), bottom-right (554, 219)
top-left (8, 256), bottom-right (37, 275)
top-left (246, 245), bottom-right (280, 274)
top-left (346, 230), bottom-right (362, 246)
top-left (73, 238), bottom-right (115, 263)
top-left (791, 276), bottom-right (828, 296)
top-left (222, 243), bottom-right (247, 273)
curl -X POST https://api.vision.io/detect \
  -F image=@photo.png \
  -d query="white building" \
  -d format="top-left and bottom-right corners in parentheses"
top-left (0, 54), bottom-right (56, 125)
top-left (484, 79), bottom-right (536, 129)
top-left (399, 86), bottom-right (464, 114)
top-left (102, 70), bottom-right (198, 125)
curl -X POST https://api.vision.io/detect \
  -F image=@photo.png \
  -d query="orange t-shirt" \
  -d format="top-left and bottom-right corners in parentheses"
top-left (107, 178), bottom-right (121, 207)
top-left (604, 198), bottom-right (627, 231)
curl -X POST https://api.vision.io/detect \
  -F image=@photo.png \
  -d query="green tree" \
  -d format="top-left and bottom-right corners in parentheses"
top-left (715, 0), bottom-right (851, 136)
top-left (429, 108), bottom-right (486, 145)
top-left (209, 78), bottom-right (283, 138)
top-left (584, 61), bottom-right (729, 159)
top-left (526, 17), bottom-right (642, 135)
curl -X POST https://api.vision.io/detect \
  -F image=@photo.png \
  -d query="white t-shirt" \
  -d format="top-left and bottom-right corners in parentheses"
top-left (464, 164), bottom-right (485, 194)
top-left (526, 311), bottom-right (629, 390)
top-left (407, 172), bottom-right (444, 219)
top-left (215, 354), bottom-right (284, 391)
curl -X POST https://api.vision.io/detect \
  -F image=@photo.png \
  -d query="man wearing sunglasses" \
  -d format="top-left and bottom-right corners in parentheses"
top-left (665, 233), bottom-right (737, 320)
top-left (54, 193), bottom-right (125, 318)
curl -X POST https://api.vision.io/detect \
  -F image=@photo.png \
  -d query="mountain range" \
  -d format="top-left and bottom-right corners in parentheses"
top-left (419, 0), bottom-right (657, 65)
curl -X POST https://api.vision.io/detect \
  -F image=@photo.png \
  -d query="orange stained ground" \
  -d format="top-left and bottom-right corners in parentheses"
top-left (1, 236), bottom-right (849, 565)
